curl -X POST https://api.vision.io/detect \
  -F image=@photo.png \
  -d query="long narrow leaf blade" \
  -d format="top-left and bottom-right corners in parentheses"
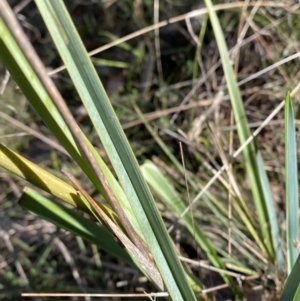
top-left (202, 0), bottom-right (278, 262)
top-left (285, 92), bottom-right (299, 273)
top-left (141, 161), bottom-right (229, 278)
top-left (280, 253), bottom-right (300, 300)
top-left (35, 1), bottom-right (196, 299)
top-left (256, 151), bottom-right (283, 270)
top-left (0, 144), bottom-right (121, 224)
top-left (19, 188), bottom-right (131, 264)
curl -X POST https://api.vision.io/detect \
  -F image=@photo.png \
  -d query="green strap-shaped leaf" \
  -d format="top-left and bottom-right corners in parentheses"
top-left (19, 188), bottom-right (132, 264)
top-left (285, 92), bottom-right (299, 273)
top-left (34, 1), bottom-right (196, 299)
top-left (202, 0), bottom-right (281, 265)
top-left (0, 144), bottom-right (121, 225)
top-left (280, 253), bottom-right (300, 300)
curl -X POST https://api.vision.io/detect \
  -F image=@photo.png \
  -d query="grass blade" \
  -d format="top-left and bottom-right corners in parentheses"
top-left (202, 0), bottom-right (280, 262)
top-left (256, 151), bottom-right (283, 271)
top-left (141, 161), bottom-right (229, 277)
top-left (279, 253), bottom-right (300, 300)
top-left (285, 92), bottom-right (299, 273)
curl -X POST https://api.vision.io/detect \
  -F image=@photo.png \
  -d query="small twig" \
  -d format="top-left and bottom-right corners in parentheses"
top-left (22, 292), bottom-right (169, 298)
top-left (122, 98), bottom-right (215, 130)
top-left (54, 237), bottom-right (90, 301)
top-left (13, 0), bottom-right (32, 14)
top-left (153, 0), bottom-right (164, 84)
top-left (179, 256), bottom-right (247, 280)
top-left (0, 112), bottom-right (68, 156)
top-left (200, 275), bottom-right (259, 294)
top-left (0, 70), bottom-right (10, 95)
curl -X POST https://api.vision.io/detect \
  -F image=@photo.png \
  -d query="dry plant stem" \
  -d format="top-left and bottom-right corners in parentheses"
top-left (13, 0), bottom-right (32, 14)
top-left (262, 6), bottom-right (300, 55)
top-left (171, 12), bottom-right (293, 123)
top-left (201, 275), bottom-right (259, 294)
top-left (153, 0), bottom-right (163, 84)
top-left (222, 119), bottom-right (300, 131)
top-left (228, 111), bottom-right (234, 255)
top-left (162, 10), bottom-right (286, 93)
top-left (62, 170), bottom-right (163, 290)
top-left (47, 1), bottom-right (291, 76)
top-left (170, 60), bottom-right (220, 124)
top-left (209, 123), bottom-right (252, 222)
top-left (22, 292), bottom-right (169, 298)
top-left (53, 237), bottom-right (89, 301)
top-left (0, 0), bottom-right (149, 262)
top-left (0, 112), bottom-right (68, 156)
top-left (236, 52), bottom-right (300, 88)
top-left (246, 13), bottom-right (290, 85)
top-left (122, 98), bottom-right (214, 129)
top-left (123, 87), bottom-right (261, 130)
top-left (188, 91), bottom-right (223, 140)
top-left (179, 256), bottom-right (246, 280)
top-left (168, 81), bottom-right (300, 232)
top-left (1, 232), bottom-right (42, 301)
top-left (0, 69), bottom-right (10, 94)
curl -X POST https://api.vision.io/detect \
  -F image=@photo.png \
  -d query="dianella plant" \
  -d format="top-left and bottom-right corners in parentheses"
top-left (0, 1), bottom-right (197, 300)
top-left (0, 0), bottom-right (299, 300)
